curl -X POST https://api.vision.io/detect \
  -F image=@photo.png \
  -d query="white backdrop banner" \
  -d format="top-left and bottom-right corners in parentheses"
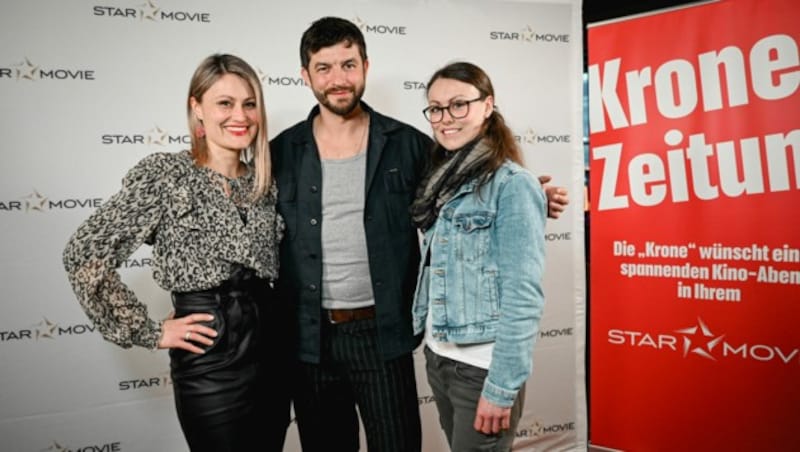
top-left (0, 0), bottom-right (586, 450)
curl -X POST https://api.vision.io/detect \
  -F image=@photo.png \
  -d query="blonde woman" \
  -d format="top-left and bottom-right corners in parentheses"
top-left (63, 54), bottom-right (288, 451)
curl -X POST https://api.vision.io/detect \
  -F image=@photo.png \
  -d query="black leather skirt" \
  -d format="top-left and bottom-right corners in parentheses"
top-left (169, 267), bottom-right (288, 449)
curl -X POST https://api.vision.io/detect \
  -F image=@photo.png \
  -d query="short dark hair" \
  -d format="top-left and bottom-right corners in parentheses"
top-left (300, 16), bottom-right (367, 69)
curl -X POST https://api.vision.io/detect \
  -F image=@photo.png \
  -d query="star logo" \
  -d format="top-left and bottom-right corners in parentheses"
top-left (521, 25), bottom-right (535, 42)
top-left (352, 16), bottom-right (367, 31)
top-left (36, 317), bottom-right (59, 340)
top-left (256, 68), bottom-right (269, 83)
top-left (15, 58), bottom-right (38, 81)
top-left (517, 418), bottom-right (546, 437)
top-left (42, 441), bottom-right (68, 452)
top-left (139, 0), bottom-right (160, 21)
top-left (23, 190), bottom-right (48, 212)
top-left (147, 125), bottom-right (168, 145)
top-left (522, 128), bottom-right (537, 144)
top-left (675, 318), bottom-right (725, 361)
top-left (160, 370), bottom-right (173, 387)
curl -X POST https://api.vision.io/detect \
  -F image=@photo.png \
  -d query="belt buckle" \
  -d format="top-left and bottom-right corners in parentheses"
top-left (327, 309), bottom-right (341, 324)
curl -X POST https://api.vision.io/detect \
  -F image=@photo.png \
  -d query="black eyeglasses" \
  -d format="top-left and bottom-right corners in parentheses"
top-left (422, 97), bottom-right (484, 123)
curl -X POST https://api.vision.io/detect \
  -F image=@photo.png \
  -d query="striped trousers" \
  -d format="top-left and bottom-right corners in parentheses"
top-left (293, 317), bottom-right (421, 452)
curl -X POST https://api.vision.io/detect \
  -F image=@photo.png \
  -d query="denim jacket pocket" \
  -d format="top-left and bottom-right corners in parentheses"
top-left (452, 211), bottom-right (494, 262)
top-left (453, 211), bottom-right (492, 232)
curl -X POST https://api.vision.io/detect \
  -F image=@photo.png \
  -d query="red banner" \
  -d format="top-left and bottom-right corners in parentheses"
top-left (588, 0), bottom-right (800, 450)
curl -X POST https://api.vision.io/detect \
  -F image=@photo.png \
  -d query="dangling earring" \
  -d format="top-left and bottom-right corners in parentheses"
top-left (195, 124), bottom-right (205, 138)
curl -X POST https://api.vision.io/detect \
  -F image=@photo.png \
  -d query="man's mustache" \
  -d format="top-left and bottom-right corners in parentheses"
top-left (324, 85), bottom-right (355, 95)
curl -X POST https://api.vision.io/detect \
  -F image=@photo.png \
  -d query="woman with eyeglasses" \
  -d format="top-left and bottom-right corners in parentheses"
top-left (410, 61), bottom-right (547, 451)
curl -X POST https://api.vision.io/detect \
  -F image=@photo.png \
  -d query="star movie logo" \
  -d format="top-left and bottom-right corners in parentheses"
top-left (140, 0), bottom-right (160, 20)
top-left (675, 317), bottom-right (725, 361)
top-left (257, 68), bottom-right (307, 87)
top-left (100, 125), bottom-right (190, 146)
top-left (490, 25), bottom-right (535, 42)
top-left (351, 16), bottom-right (407, 35)
top-left (0, 58), bottom-right (96, 81)
top-left (15, 58), bottom-right (38, 80)
top-left (515, 418), bottom-right (575, 438)
top-left (1, 317), bottom-right (100, 343)
top-left (36, 317), bottom-right (59, 340)
top-left (490, 25), bottom-right (569, 44)
top-left (520, 25), bottom-right (536, 42)
top-left (42, 441), bottom-right (68, 452)
top-left (42, 440), bottom-right (122, 452)
top-left (92, 0), bottom-right (210, 23)
top-left (146, 125), bottom-right (169, 145)
top-left (514, 128), bottom-right (572, 146)
top-left (24, 190), bottom-right (49, 212)
top-left (607, 317), bottom-right (799, 365)
top-left (1, 189), bottom-right (103, 213)
top-left (516, 128), bottom-right (537, 144)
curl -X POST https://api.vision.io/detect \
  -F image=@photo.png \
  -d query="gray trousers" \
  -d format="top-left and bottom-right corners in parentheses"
top-left (424, 346), bottom-right (525, 452)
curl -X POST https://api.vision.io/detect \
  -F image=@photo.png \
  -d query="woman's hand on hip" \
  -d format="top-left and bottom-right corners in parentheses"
top-left (157, 312), bottom-right (217, 354)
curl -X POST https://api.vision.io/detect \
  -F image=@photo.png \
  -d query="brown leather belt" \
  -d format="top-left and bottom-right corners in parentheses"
top-left (325, 305), bottom-right (376, 324)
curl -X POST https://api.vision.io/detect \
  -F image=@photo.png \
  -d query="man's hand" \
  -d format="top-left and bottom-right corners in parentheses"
top-left (539, 175), bottom-right (569, 219)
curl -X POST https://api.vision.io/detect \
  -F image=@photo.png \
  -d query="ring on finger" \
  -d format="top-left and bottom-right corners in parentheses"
top-left (185, 331), bottom-right (192, 341)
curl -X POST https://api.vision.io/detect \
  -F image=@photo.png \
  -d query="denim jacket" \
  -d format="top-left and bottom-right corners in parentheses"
top-left (412, 160), bottom-right (546, 407)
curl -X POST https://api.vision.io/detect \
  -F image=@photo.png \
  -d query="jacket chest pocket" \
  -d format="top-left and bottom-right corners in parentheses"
top-left (383, 167), bottom-right (412, 193)
top-left (452, 211), bottom-right (494, 262)
top-left (383, 168), bottom-right (415, 231)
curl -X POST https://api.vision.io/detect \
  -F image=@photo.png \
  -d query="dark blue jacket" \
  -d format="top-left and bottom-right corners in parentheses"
top-left (270, 102), bottom-right (432, 363)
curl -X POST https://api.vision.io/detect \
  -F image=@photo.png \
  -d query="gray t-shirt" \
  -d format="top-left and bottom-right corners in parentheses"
top-left (320, 151), bottom-right (375, 309)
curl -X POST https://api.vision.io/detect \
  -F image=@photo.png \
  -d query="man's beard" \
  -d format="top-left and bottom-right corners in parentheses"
top-left (314, 84), bottom-right (365, 116)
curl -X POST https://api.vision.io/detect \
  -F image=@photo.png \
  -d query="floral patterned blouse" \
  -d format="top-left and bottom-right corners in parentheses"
top-left (63, 150), bottom-right (284, 350)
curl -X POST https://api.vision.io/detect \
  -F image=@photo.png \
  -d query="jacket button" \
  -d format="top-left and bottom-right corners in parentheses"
top-left (310, 185), bottom-right (318, 193)
top-left (308, 284), bottom-right (317, 291)
top-left (310, 218), bottom-right (318, 225)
